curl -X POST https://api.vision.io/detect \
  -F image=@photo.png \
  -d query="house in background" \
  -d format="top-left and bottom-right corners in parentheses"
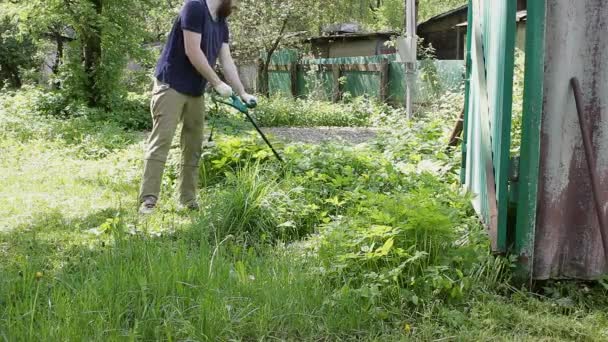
top-left (417, 5), bottom-right (469, 60)
top-left (418, 0), bottom-right (528, 60)
top-left (307, 23), bottom-right (398, 59)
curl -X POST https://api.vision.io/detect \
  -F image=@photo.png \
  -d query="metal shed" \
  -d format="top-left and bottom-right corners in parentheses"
top-left (462, 0), bottom-right (608, 280)
top-left (307, 32), bottom-right (398, 59)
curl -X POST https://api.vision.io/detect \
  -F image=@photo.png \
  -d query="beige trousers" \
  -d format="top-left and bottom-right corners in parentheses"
top-left (139, 80), bottom-right (205, 205)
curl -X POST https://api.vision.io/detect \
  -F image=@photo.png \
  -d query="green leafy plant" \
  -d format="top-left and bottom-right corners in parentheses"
top-left (251, 95), bottom-right (390, 127)
top-left (0, 14), bottom-right (39, 88)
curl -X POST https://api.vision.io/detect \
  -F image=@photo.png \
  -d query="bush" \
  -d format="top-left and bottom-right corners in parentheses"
top-left (193, 133), bottom-right (278, 187)
top-left (206, 164), bottom-right (286, 244)
top-left (0, 14), bottom-right (39, 88)
top-left (250, 95), bottom-right (387, 127)
top-left (314, 187), bottom-right (480, 308)
top-left (511, 49), bottom-right (525, 156)
top-left (194, 90), bottom-right (508, 315)
top-left (0, 86), bottom-right (139, 158)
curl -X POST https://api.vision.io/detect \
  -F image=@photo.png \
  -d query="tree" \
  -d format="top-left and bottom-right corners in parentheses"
top-left (0, 14), bottom-right (38, 88)
top-left (230, 0), bottom-right (321, 96)
top-left (21, 0), bottom-right (154, 108)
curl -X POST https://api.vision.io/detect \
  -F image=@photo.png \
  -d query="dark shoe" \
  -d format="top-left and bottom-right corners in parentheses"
top-left (139, 196), bottom-right (157, 215)
top-left (180, 201), bottom-right (200, 212)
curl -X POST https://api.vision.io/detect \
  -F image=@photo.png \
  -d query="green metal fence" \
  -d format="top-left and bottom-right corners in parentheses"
top-left (462, 0), bottom-right (516, 253)
top-left (267, 52), bottom-right (465, 105)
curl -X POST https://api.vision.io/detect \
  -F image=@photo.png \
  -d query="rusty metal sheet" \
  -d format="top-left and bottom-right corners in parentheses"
top-left (534, 0), bottom-right (608, 279)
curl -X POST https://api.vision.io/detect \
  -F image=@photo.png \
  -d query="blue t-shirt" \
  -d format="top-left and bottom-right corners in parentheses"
top-left (155, 0), bottom-right (229, 96)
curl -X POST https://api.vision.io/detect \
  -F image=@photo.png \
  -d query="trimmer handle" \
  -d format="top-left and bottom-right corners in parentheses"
top-left (212, 91), bottom-right (257, 113)
top-left (230, 94), bottom-right (257, 110)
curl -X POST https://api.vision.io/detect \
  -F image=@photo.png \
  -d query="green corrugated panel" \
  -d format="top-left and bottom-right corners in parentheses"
top-left (463, 0), bottom-right (516, 253)
top-left (268, 52), bottom-right (464, 104)
top-left (461, 2), bottom-right (473, 184)
top-left (514, 0), bottom-right (545, 278)
top-left (488, 0), bottom-right (516, 251)
top-left (268, 71), bottom-right (292, 97)
top-left (267, 49), bottom-right (299, 64)
top-left (389, 62), bottom-right (406, 105)
top-left (293, 67), bottom-right (334, 100)
top-left (343, 71), bottom-right (382, 98)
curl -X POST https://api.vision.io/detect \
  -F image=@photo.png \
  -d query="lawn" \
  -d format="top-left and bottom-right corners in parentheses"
top-left (1, 89), bottom-right (607, 341)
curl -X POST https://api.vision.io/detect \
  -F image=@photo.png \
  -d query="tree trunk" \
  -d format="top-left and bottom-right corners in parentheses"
top-left (10, 69), bottom-right (22, 88)
top-left (52, 35), bottom-right (64, 75)
top-left (51, 35), bottom-right (64, 89)
top-left (83, 0), bottom-right (103, 107)
top-left (259, 18), bottom-right (289, 97)
top-left (259, 61), bottom-right (270, 97)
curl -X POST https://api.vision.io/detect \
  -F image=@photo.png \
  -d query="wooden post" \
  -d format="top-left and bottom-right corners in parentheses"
top-left (379, 59), bottom-right (390, 102)
top-left (332, 64), bottom-right (341, 102)
top-left (257, 58), bottom-right (266, 96)
top-left (290, 62), bottom-right (298, 98)
top-left (456, 26), bottom-right (462, 60)
top-left (405, 0), bottom-right (417, 119)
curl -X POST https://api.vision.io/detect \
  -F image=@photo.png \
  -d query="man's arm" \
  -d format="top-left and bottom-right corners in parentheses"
top-left (219, 43), bottom-right (247, 97)
top-left (184, 30), bottom-right (232, 95)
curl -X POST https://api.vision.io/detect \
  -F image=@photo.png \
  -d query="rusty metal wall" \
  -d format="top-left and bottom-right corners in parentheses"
top-left (534, 0), bottom-right (608, 279)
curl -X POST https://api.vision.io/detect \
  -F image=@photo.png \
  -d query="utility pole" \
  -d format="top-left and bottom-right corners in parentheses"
top-left (404, 0), bottom-right (417, 119)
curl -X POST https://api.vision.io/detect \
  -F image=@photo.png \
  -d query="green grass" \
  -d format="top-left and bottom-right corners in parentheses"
top-left (215, 94), bottom-right (400, 128)
top-left (2, 89), bottom-right (608, 341)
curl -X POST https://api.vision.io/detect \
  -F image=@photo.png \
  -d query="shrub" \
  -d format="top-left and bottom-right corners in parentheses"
top-left (0, 86), bottom-right (138, 158)
top-left (251, 95), bottom-right (385, 127)
top-left (192, 133), bottom-right (278, 188)
top-left (0, 14), bottom-right (39, 88)
top-left (206, 164), bottom-right (293, 245)
top-left (511, 48), bottom-right (525, 156)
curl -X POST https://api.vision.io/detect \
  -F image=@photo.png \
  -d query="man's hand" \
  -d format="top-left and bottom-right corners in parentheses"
top-left (240, 93), bottom-right (257, 106)
top-left (213, 81), bottom-right (233, 98)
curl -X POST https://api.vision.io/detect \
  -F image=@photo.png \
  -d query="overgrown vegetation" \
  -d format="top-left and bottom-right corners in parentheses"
top-left (510, 48), bottom-right (525, 156)
top-left (2, 85), bottom-right (607, 340)
top-left (0, 0), bottom-right (466, 110)
top-left (250, 95), bottom-right (385, 127)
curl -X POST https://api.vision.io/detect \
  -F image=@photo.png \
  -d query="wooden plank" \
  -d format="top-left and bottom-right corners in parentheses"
top-left (379, 59), bottom-right (390, 102)
top-left (296, 63), bottom-right (384, 73)
top-left (340, 64), bottom-right (383, 72)
top-left (267, 64), bottom-right (291, 72)
top-left (290, 62), bottom-right (298, 97)
top-left (332, 64), bottom-right (341, 102)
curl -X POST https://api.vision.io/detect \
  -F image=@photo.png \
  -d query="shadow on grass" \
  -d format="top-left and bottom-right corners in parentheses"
top-left (0, 207), bottom-right (132, 273)
top-left (0, 207), bottom-right (349, 341)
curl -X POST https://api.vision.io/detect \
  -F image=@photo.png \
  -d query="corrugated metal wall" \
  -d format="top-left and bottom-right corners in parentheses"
top-left (532, 0), bottom-right (608, 280)
top-left (267, 54), bottom-right (465, 105)
top-left (462, 0), bottom-right (516, 252)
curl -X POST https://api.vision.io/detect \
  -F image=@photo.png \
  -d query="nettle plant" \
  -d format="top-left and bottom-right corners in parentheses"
top-left (314, 185), bottom-right (480, 308)
top-left (252, 95), bottom-right (383, 127)
top-left (180, 91), bottom-right (504, 311)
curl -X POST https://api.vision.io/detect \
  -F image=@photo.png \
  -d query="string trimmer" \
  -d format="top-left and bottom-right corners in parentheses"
top-left (210, 94), bottom-right (284, 164)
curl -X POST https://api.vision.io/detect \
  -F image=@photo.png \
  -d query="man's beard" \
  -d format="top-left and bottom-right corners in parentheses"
top-left (218, 0), bottom-right (233, 18)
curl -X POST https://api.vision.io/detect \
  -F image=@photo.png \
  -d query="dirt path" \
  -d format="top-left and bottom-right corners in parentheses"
top-left (262, 127), bottom-right (379, 144)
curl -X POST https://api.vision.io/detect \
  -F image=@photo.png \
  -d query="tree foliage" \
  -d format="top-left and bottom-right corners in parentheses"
top-left (15, 0), bottom-right (154, 107)
top-left (1, 0), bottom-right (467, 107)
top-left (0, 12), bottom-right (38, 88)
top-left (229, 0), bottom-right (322, 95)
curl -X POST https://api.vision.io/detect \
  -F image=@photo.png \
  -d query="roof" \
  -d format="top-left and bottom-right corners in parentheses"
top-left (455, 10), bottom-right (528, 27)
top-left (418, 4), bottom-right (468, 28)
top-left (307, 31), bottom-right (399, 43)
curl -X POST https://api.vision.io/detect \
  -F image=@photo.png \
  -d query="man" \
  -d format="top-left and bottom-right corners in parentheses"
top-left (139, 0), bottom-right (255, 214)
